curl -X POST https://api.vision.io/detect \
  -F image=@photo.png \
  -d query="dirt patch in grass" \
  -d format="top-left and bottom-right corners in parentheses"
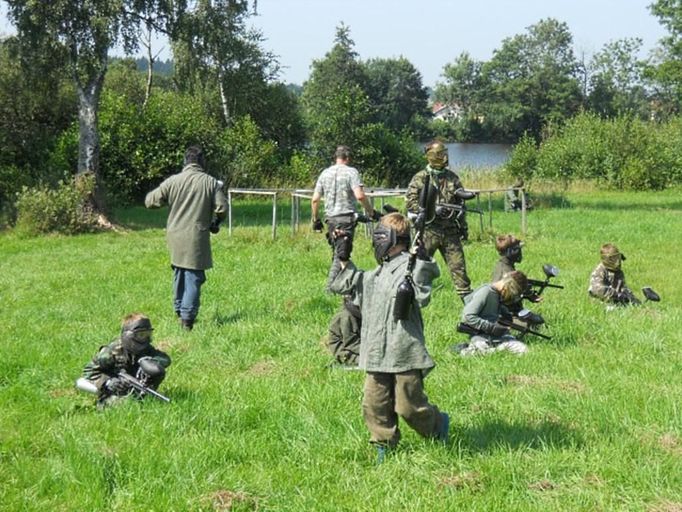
top-left (528, 479), bottom-right (556, 491)
top-left (648, 500), bottom-right (682, 512)
top-left (438, 471), bottom-right (483, 492)
top-left (245, 360), bottom-right (277, 377)
top-left (658, 433), bottom-right (682, 456)
top-left (203, 490), bottom-right (259, 511)
top-left (504, 374), bottom-right (586, 393)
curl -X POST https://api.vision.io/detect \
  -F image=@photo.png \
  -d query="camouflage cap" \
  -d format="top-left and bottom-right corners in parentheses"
top-left (600, 243), bottom-right (624, 271)
top-left (425, 141), bottom-right (448, 170)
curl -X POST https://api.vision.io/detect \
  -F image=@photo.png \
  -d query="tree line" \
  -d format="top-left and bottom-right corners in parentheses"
top-left (2, 0), bottom-right (682, 232)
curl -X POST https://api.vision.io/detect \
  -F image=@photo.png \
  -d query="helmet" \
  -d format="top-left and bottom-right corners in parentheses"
top-left (425, 142), bottom-right (448, 170)
top-left (121, 314), bottom-right (153, 354)
top-left (600, 243), bottom-right (624, 271)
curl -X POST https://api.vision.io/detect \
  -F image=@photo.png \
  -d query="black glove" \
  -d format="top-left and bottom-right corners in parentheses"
top-left (312, 218), bottom-right (324, 232)
top-left (525, 311), bottom-right (545, 325)
top-left (209, 218), bottom-right (221, 234)
top-left (490, 323), bottom-right (509, 338)
top-left (105, 377), bottom-right (129, 394)
top-left (370, 210), bottom-right (382, 222)
top-left (435, 205), bottom-right (449, 218)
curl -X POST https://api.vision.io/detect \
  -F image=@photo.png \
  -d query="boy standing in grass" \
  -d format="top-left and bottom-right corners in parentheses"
top-left (80, 313), bottom-right (171, 409)
top-left (330, 213), bottom-right (449, 462)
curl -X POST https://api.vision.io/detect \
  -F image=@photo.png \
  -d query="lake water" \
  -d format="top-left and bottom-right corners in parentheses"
top-left (419, 142), bottom-right (512, 169)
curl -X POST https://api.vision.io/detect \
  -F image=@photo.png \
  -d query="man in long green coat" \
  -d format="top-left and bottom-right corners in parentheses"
top-left (145, 145), bottom-right (227, 330)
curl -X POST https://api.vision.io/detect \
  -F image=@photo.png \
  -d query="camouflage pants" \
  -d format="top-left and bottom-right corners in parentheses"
top-left (423, 226), bottom-right (472, 297)
top-left (458, 334), bottom-right (527, 356)
top-left (327, 307), bottom-right (361, 365)
top-left (362, 370), bottom-right (444, 448)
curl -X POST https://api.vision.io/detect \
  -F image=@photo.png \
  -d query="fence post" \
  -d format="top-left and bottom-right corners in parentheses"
top-left (521, 188), bottom-right (527, 236)
top-left (228, 190), bottom-right (233, 236)
top-left (272, 192), bottom-right (277, 240)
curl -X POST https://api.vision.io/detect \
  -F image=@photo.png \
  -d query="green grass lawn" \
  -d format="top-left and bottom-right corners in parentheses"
top-left (1, 189), bottom-right (681, 511)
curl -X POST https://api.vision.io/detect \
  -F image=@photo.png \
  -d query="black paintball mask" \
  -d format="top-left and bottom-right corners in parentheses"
top-left (372, 224), bottom-right (410, 264)
top-left (121, 316), bottom-right (153, 355)
top-left (505, 241), bottom-right (523, 264)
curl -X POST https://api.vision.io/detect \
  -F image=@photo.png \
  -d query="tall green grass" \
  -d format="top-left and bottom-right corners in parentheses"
top-left (1, 190), bottom-right (681, 511)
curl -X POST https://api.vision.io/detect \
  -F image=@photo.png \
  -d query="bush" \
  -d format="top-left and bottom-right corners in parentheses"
top-left (15, 176), bottom-right (98, 236)
top-left (507, 112), bottom-right (682, 190)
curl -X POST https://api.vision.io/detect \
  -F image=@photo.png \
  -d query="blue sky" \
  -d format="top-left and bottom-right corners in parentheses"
top-left (1, 0), bottom-right (667, 88)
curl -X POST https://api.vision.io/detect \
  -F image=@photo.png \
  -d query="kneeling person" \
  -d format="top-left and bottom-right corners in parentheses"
top-left (456, 271), bottom-right (529, 356)
top-left (330, 213), bottom-right (449, 461)
top-left (327, 295), bottom-right (361, 366)
top-left (80, 313), bottom-right (171, 408)
top-left (589, 243), bottom-right (640, 306)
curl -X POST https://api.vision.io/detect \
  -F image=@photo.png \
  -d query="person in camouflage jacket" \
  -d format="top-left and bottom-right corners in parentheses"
top-left (589, 243), bottom-right (640, 305)
top-left (82, 313), bottom-right (171, 408)
top-left (405, 141), bottom-right (472, 299)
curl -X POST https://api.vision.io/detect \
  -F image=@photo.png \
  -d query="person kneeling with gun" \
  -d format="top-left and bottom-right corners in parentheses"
top-left (77, 313), bottom-right (171, 409)
top-left (453, 271), bottom-right (530, 356)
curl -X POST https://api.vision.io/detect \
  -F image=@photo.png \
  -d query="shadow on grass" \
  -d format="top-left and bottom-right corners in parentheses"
top-left (459, 419), bottom-right (584, 453)
top-left (212, 311), bottom-right (243, 326)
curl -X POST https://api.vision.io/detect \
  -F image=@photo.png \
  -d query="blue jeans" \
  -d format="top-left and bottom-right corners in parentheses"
top-left (172, 266), bottom-right (206, 321)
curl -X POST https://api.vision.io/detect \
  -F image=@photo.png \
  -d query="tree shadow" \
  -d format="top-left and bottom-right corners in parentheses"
top-left (458, 419), bottom-right (584, 454)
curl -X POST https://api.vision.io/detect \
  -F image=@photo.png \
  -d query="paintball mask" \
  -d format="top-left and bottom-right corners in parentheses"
top-left (371, 224), bottom-right (410, 264)
top-left (425, 142), bottom-right (448, 170)
top-left (505, 240), bottom-right (523, 264)
top-left (121, 316), bottom-right (153, 354)
top-left (600, 244), bottom-right (624, 271)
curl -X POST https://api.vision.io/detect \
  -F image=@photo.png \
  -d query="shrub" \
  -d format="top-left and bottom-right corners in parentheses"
top-left (15, 176), bottom-right (98, 236)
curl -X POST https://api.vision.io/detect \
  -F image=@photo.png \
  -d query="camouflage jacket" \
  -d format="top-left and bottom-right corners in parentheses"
top-left (588, 263), bottom-right (630, 302)
top-left (145, 164), bottom-right (227, 270)
top-left (329, 252), bottom-right (440, 375)
top-left (313, 163), bottom-right (363, 218)
top-left (83, 339), bottom-right (171, 393)
top-left (461, 284), bottom-right (511, 335)
top-left (405, 166), bottom-right (465, 231)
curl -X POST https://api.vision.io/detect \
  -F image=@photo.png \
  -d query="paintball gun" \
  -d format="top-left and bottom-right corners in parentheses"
top-left (393, 174), bottom-right (437, 320)
top-left (456, 308), bottom-right (551, 341)
top-left (642, 286), bottom-right (660, 303)
top-left (118, 370), bottom-right (171, 403)
top-left (526, 264), bottom-right (564, 297)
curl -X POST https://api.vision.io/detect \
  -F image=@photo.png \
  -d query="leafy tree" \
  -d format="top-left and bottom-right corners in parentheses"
top-left (4, 0), bottom-right (181, 212)
top-left (646, 0), bottom-right (682, 116)
top-left (587, 38), bottom-right (650, 118)
top-left (364, 57), bottom-right (429, 133)
top-left (480, 18), bottom-right (583, 141)
top-left (172, 0), bottom-right (279, 126)
top-left (301, 23), bottom-right (372, 165)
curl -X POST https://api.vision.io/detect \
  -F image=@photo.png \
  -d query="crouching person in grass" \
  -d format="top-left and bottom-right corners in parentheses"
top-left (329, 213), bottom-right (449, 463)
top-left (589, 243), bottom-right (640, 306)
top-left (78, 313), bottom-right (171, 409)
top-left (454, 271), bottom-right (529, 356)
top-left (326, 295), bottom-right (362, 367)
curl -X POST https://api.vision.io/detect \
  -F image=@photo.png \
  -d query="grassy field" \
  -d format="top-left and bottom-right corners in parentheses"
top-left (1, 188), bottom-right (681, 511)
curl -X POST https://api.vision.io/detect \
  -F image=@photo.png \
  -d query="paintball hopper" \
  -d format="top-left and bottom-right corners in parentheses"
top-left (543, 264), bottom-right (560, 279)
top-left (642, 287), bottom-right (660, 302)
top-left (517, 308), bottom-right (545, 326)
top-left (383, 204), bottom-right (400, 214)
top-left (455, 188), bottom-right (477, 201)
top-left (138, 357), bottom-right (166, 379)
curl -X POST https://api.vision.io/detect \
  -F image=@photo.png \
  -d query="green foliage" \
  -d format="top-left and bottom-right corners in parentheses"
top-left (14, 176), bottom-right (98, 235)
top-left (508, 112), bottom-right (682, 189)
top-left (218, 116), bottom-right (278, 188)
